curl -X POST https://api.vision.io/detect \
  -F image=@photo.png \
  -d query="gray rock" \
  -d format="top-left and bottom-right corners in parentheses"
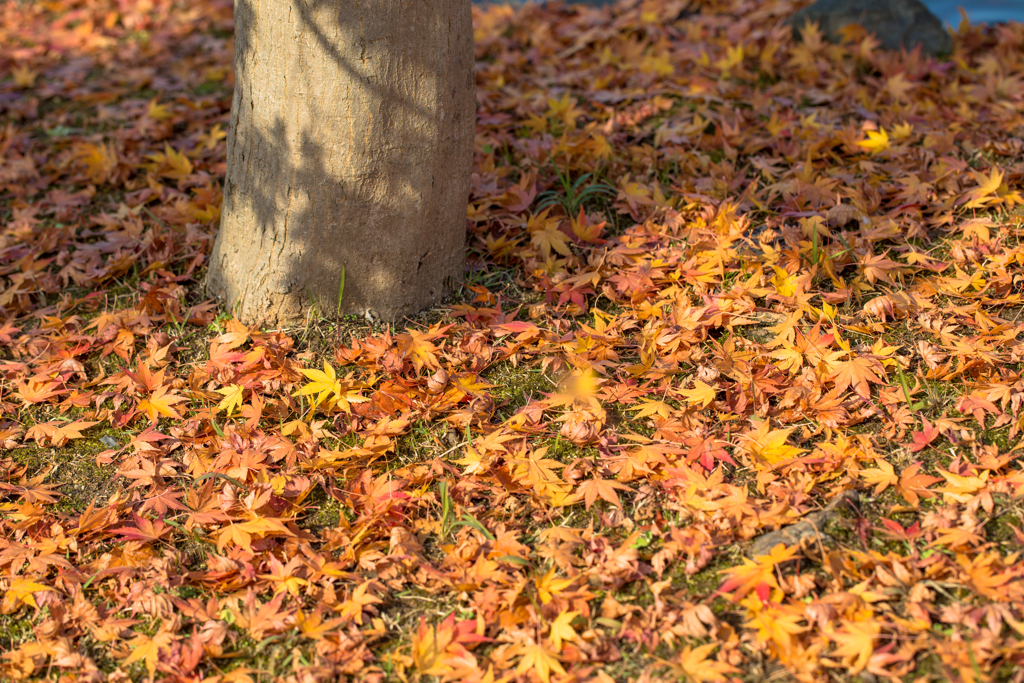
top-left (787, 0), bottom-right (953, 56)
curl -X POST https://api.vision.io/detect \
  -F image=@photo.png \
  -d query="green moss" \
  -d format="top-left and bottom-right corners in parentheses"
top-left (216, 633), bottom-right (317, 680)
top-left (300, 486), bottom-right (343, 533)
top-left (671, 545), bottom-right (741, 599)
top-left (485, 360), bottom-right (553, 420)
top-left (0, 611), bottom-right (37, 653)
top-left (7, 433), bottom-right (121, 514)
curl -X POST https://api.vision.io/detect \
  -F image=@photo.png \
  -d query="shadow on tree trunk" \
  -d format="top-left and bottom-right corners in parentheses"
top-left (206, 0), bottom-right (475, 328)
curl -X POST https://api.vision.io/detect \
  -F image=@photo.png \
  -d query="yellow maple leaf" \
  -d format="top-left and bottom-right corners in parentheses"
top-left (936, 468), bottom-right (988, 504)
top-left (891, 121), bottom-right (914, 139)
top-left (146, 98), bottom-right (172, 120)
top-left (960, 167), bottom-right (1005, 208)
top-left (739, 422), bottom-right (805, 466)
top-left (855, 127), bottom-right (890, 154)
top-left (293, 361), bottom-right (341, 410)
top-left (124, 631), bottom-right (174, 679)
top-left (629, 399), bottom-right (674, 420)
top-left (714, 43), bottom-right (744, 73)
top-left (829, 619), bottom-right (879, 674)
top-left (73, 141), bottom-right (119, 184)
top-left (674, 642), bottom-right (740, 682)
top-left (535, 568), bottom-right (574, 604)
top-left (547, 610), bottom-right (579, 651)
top-left (530, 219), bottom-right (572, 258)
top-left (11, 64), bottom-right (38, 88)
top-left (516, 644), bottom-right (565, 683)
top-left (216, 384), bottom-right (245, 416)
top-left (770, 265), bottom-right (797, 297)
top-left (857, 460), bottom-right (897, 494)
top-left (680, 380), bottom-right (717, 408)
top-left (2, 577), bottom-right (52, 612)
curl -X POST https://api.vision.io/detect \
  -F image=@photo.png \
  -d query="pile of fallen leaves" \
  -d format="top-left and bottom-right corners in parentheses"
top-left (3, 0), bottom-right (1024, 680)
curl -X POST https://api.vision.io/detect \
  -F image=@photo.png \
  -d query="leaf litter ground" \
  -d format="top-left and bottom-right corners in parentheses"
top-left (2, 1), bottom-right (1024, 681)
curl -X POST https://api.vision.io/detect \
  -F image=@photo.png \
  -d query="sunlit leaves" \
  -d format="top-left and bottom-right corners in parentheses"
top-left (122, 631), bottom-right (175, 680)
top-left (547, 610), bottom-right (579, 651)
top-left (292, 361), bottom-right (369, 414)
top-left (671, 643), bottom-right (739, 683)
top-left (215, 383), bottom-right (245, 415)
top-left (24, 419), bottom-right (98, 447)
top-left (135, 387), bottom-right (186, 424)
top-left (855, 127), bottom-right (890, 154)
top-left (515, 644), bottom-right (565, 683)
top-left (6, 0), bottom-right (1024, 680)
top-left (828, 356), bottom-right (887, 400)
top-left (738, 423), bottom-right (805, 467)
top-left (1, 577), bottom-right (52, 613)
top-left (680, 380), bottom-right (717, 408)
top-left (719, 544), bottom-right (800, 600)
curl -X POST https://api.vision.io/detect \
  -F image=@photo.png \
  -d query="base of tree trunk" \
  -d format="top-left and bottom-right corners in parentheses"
top-left (207, 0), bottom-right (474, 328)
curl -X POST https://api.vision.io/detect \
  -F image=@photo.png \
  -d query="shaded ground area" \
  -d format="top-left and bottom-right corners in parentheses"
top-left (2, 0), bottom-right (1024, 682)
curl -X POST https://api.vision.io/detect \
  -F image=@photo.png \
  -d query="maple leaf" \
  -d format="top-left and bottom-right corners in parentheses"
top-left (935, 468), bottom-right (988, 504)
top-left (829, 619), bottom-right (879, 674)
top-left (14, 379), bottom-right (62, 404)
top-left (73, 141), bottom-right (119, 184)
top-left (629, 399), bottom-right (674, 420)
top-left (959, 167), bottom-right (1005, 208)
top-left (11, 64), bottom-right (37, 88)
top-left (529, 212), bottom-right (572, 258)
top-left (291, 363), bottom-right (371, 415)
top-left (213, 318), bottom-right (251, 349)
top-left (293, 361), bottom-right (342, 410)
top-left (907, 418), bottom-right (940, 452)
top-left (216, 383), bottom-right (245, 416)
top-left (575, 477), bottom-right (632, 510)
top-left (146, 98), bottom-right (173, 121)
top-left (146, 143), bottom-right (194, 179)
top-left (828, 356), bottom-right (886, 400)
top-left (216, 517), bottom-right (294, 552)
top-left (855, 127), bottom-right (889, 154)
top-left (25, 419), bottom-right (98, 448)
top-left (719, 544), bottom-right (799, 599)
top-left (111, 514), bottom-right (172, 544)
top-left (136, 386), bottom-right (185, 424)
top-left (680, 379), bottom-right (717, 408)
top-left (516, 644), bottom-right (565, 683)
top-left (547, 610), bottom-right (579, 651)
top-left (535, 569), bottom-right (574, 604)
top-left (1, 577), bottom-right (53, 613)
top-left (296, 608), bottom-right (345, 640)
top-left (738, 422), bottom-right (805, 467)
top-left (397, 326), bottom-right (447, 373)
top-left (770, 265), bottom-right (797, 297)
top-left (897, 462), bottom-right (940, 507)
top-left (672, 643), bottom-right (739, 682)
top-left (123, 631), bottom-right (175, 680)
top-left (857, 460), bottom-right (897, 495)
top-left (339, 581), bottom-right (382, 625)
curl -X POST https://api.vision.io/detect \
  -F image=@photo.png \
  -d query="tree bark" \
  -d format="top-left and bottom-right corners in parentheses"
top-left (207, 0), bottom-right (474, 327)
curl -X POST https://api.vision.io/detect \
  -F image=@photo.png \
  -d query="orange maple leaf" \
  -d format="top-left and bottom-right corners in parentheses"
top-left (829, 356), bottom-right (886, 400)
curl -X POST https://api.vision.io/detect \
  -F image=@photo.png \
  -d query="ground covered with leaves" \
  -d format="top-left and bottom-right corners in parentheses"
top-left (2, 0), bottom-right (1024, 681)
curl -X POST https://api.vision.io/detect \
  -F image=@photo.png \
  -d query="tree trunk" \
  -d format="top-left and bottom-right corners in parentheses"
top-left (207, 0), bottom-right (474, 327)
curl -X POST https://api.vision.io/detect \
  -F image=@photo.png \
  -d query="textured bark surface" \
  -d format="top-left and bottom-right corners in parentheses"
top-left (207, 0), bottom-right (474, 327)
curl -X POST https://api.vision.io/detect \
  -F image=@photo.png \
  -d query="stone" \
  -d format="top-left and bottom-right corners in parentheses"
top-left (787, 0), bottom-right (953, 56)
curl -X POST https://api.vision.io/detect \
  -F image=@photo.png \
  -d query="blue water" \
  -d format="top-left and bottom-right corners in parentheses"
top-left (922, 0), bottom-right (1024, 26)
top-left (472, 0), bottom-right (1024, 25)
